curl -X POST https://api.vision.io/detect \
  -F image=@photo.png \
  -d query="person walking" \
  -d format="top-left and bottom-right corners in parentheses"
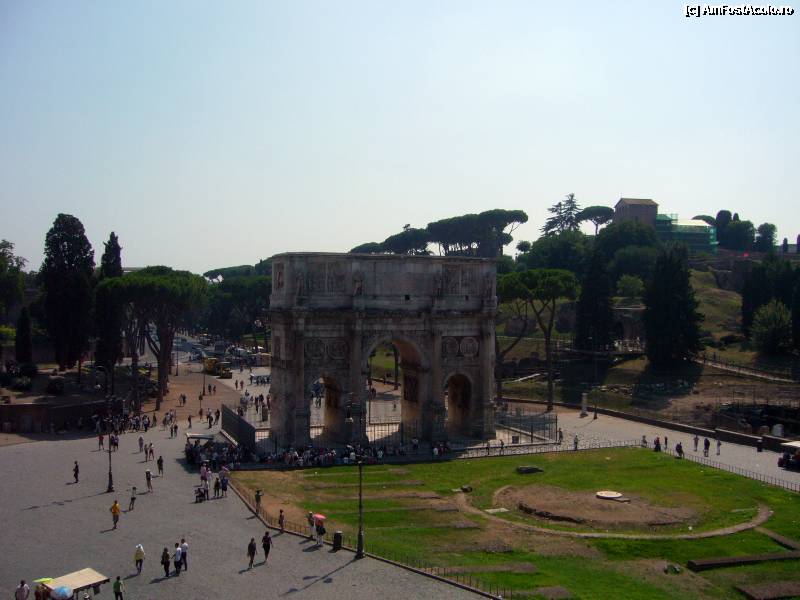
top-left (278, 509), bottom-right (285, 533)
top-left (188, 415), bottom-right (192, 429)
top-left (180, 538), bottom-right (189, 571)
top-left (157, 455), bottom-right (164, 476)
top-left (112, 575), bottom-right (124, 600)
top-left (15, 580), bottom-right (30, 600)
top-left (99, 433), bottom-right (104, 450)
top-left (315, 520), bottom-right (326, 547)
top-left (73, 461), bottom-right (79, 483)
top-left (703, 437), bottom-right (710, 457)
top-left (172, 543), bottom-right (182, 575)
top-left (138, 435), bottom-right (144, 453)
top-left (221, 476), bottom-right (228, 497)
top-left (573, 434), bottom-right (579, 451)
top-left (716, 439), bottom-right (722, 456)
top-left (255, 489), bottom-right (263, 514)
top-left (128, 486), bottom-right (137, 511)
top-left (307, 512), bottom-right (315, 539)
top-left (145, 469), bottom-right (153, 492)
top-left (160, 548), bottom-right (170, 577)
top-left (214, 476), bottom-right (221, 498)
top-left (262, 531), bottom-right (272, 563)
top-left (247, 537), bottom-right (257, 569)
top-left (557, 428), bottom-right (563, 444)
top-left (134, 544), bottom-right (145, 574)
top-left (110, 500), bottom-right (121, 529)
top-left (693, 434), bottom-right (699, 452)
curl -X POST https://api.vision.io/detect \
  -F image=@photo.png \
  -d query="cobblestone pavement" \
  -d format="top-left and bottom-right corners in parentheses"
top-left (553, 408), bottom-right (800, 486)
top-left (1, 423), bottom-right (479, 599)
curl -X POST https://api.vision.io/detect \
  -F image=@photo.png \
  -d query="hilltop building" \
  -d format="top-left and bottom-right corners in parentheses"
top-left (614, 198), bottom-right (717, 254)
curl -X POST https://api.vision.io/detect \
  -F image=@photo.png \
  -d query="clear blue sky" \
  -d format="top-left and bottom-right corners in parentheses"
top-left (1, 1), bottom-right (798, 273)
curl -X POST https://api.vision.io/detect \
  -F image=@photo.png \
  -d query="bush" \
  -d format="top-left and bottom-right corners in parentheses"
top-left (720, 333), bottom-right (744, 345)
top-left (617, 275), bottom-right (645, 299)
top-left (18, 363), bottom-right (38, 378)
top-left (751, 300), bottom-right (792, 355)
top-left (46, 376), bottom-right (64, 395)
top-left (11, 376), bottom-right (32, 391)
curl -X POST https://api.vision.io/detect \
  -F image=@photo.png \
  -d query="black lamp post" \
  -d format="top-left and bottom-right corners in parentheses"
top-left (356, 457), bottom-right (365, 559)
top-left (106, 399), bottom-right (114, 493)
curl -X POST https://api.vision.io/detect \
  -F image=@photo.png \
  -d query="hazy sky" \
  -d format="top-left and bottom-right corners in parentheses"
top-left (1, 1), bottom-right (798, 273)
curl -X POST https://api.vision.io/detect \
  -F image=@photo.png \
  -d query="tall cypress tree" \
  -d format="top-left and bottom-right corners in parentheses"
top-left (644, 244), bottom-right (703, 366)
top-left (95, 232), bottom-right (124, 392)
top-left (15, 306), bottom-right (33, 364)
top-left (792, 271), bottom-right (800, 351)
top-left (575, 251), bottom-right (614, 351)
top-left (40, 214), bottom-right (95, 370)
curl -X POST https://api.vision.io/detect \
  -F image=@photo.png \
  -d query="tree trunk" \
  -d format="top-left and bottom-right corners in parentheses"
top-left (545, 332), bottom-right (554, 411)
top-left (131, 347), bottom-right (139, 413)
top-left (393, 346), bottom-right (399, 389)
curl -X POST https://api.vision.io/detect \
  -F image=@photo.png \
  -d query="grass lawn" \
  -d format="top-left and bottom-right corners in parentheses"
top-left (233, 448), bottom-right (800, 599)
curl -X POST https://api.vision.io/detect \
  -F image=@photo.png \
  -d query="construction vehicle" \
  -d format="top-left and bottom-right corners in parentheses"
top-left (203, 358), bottom-right (232, 378)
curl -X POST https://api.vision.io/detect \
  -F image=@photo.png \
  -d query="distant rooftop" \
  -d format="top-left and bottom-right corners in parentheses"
top-left (616, 198), bottom-right (657, 207)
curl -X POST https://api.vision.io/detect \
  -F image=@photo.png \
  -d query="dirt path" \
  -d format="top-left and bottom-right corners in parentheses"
top-left (453, 491), bottom-right (772, 540)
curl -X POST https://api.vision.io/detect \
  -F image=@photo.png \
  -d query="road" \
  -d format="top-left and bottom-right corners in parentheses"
top-left (0, 418), bottom-right (479, 599)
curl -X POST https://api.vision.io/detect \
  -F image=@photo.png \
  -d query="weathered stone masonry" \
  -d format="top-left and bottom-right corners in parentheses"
top-left (268, 252), bottom-right (497, 447)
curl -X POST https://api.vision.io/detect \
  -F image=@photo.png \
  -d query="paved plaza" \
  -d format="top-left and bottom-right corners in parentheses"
top-left (1, 420), bottom-right (479, 599)
top-left (553, 407), bottom-right (800, 486)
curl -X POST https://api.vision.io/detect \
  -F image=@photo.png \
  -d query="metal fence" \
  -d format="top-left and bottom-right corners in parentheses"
top-left (661, 447), bottom-right (800, 493)
top-left (495, 408), bottom-right (558, 442)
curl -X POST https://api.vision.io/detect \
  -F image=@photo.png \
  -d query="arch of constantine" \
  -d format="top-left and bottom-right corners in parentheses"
top-left (268, 252), bottom-right (497, 448)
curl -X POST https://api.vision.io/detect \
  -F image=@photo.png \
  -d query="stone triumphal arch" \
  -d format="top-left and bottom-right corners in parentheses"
top-left (268, 252), bottom-right (497, 447)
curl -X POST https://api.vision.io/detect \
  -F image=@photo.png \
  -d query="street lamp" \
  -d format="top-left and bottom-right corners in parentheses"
top-left (106, 398), bottom-right (114, 493)
top-left (356, 457), bottom-right (365, 559)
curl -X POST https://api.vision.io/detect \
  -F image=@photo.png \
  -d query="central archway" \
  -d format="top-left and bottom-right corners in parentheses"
top-left (305, 372), bottom-right (350, 445)
top-left (445, 373), bottom-right (473, 439)
top-left (363, 335), bottom-right (426, 447)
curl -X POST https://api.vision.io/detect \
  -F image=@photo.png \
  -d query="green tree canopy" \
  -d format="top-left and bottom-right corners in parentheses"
top-left (594, 220), bottom-right (659, 261)
top-left (507, 268), bottom-right (579, 409)
top-left (692, 215), bottom-right (716, 227)
top-left (40, 214), bottom-right (95, 370)
top-left (616, 274), bottom-right (645, 299)
top-left (643, 244), bottom-right (703, 366)
top-left (754, 223), bottom-right (777, 253)
top-left (609, 245), bottom-right (658, 283)
top-left (575, 252), bottom-right (614, 351)
top-left (541, 194), bottom-right (581, 236)
top-left (741, 254), bottom-right (795, 335)
top-left (15, 306), bottom-right (33, 365)
top-left (516, 230), bottom-right (590, 274)
top-left (724, 220), bottom-right (755, 251)
top-left (0, 240), bottom-right (26, 318)
top-left (94, 232), bottom-right (125, 391)
top-left (577, 205), bottom-right (614, 235)
top-left (113, 267), bottom-right (207, 409)
top-left (751, 300), bottom-right (792, 355)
